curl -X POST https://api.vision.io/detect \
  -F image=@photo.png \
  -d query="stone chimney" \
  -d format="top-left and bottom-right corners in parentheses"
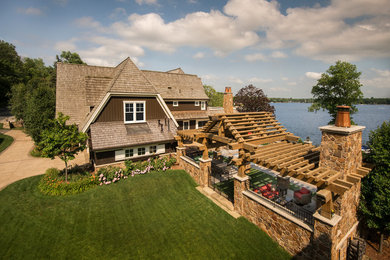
top-left (319, 106), bottom-right (365, 179)
top-left (223, 86), bottom-right (233, 113)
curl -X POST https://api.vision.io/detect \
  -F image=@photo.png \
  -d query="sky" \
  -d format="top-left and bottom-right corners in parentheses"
top-left (1, 0), bottom-right (390, 98)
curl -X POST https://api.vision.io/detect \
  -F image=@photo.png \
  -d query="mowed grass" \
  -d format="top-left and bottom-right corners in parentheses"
top-left (0, 170), bottom-right (291, 259)
top-left (0, 132), bottom-right (14, 153)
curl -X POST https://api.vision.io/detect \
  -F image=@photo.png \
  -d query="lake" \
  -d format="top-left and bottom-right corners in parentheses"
top-left (272, 103), bottom-right (390, 146)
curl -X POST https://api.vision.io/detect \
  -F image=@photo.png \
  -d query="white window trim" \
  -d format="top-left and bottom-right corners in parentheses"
top-left (195, 101), bottom-right (200, 106)
top-left (201, 101), bottom-right (206, 110)
top-left (173, 101), bottom-right (179, 107)
top-left (125, 148), bottom-right (134, 158)
top-left (183, 120), bottom-right (190, 130)
top-left (123, 101), bottom-right (146, 124)
top-left (115, 144), bottom-right (165, 161)
top-left (196, 120), bottom-right (207, 129)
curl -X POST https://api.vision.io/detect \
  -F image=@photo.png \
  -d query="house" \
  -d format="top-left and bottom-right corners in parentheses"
top-left (56, 57), bottom-right (223, 166)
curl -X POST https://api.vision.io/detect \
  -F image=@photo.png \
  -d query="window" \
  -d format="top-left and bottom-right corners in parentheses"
top-left (197, 120), bottom-right (207, 129)
top-left (173, 101), bottom-right (179, 107)
top-left (138, 147), bottom-right (146, 156)
top-left (125, 149), bottom-right (134, 158)
top-left (195, 101), bottom-right (199, 106)
top-left (149, 145), bottom-right (157, 154)
top-left (124, 101), bottom-right (145, 123)
top-left (201, 101), bottom-right (206, 110)
top-left (183, 121), bottom-right (190, 130)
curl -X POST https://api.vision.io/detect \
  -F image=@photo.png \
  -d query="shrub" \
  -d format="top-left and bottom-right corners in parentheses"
top-left (38, 167), bottom-right (98, 196)
top-left (97, 166), bottom-right (128, 185)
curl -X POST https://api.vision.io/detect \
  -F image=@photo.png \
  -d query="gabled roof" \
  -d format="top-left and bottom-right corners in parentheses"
top-left (56, 57), bottom-right (208, 127)
top-left (141, 70), bottom-right (209, 100)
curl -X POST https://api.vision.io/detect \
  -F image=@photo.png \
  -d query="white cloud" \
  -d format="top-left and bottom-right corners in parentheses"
top-left (193, 52), bottom-right (205, 59)
top-left (282, 77), bottom-right (288, 81)
top-left (287, 81), bottom-right (297, 86)
top-left (270, 87), bottom-right (291, 92)
top-left (305, 72), bottom-right (322, 80)
top-left (55, 38), bottom-right (78, 51)
top-left (249, 77), bottom-right (273, 83)
top-left (245, 52), bottom-right (266, 62)
top-left (229, 76), bottom-right (244, 84)
top-left (60, 0), bottom-right (390, 66)
top-left (188, 0), bottom-right (197, 4)
top-left (18, 7), bottom-right (43, 15)
top-left (271, 51), bottom-right (287, 58)
top-left (109, 8), bottom-right (127, 20)
top-left (135, 0), bottom-right (157, 5)
top-left (362, 68), bottom-right (390, 90)
top-left (74, 17), bottom-right (101, 28)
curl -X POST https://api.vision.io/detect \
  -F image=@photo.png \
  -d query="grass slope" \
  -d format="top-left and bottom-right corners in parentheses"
top-left (0, 170), bottom-right (291, 259)
top-left (0, 133), bottom-right (14, 153)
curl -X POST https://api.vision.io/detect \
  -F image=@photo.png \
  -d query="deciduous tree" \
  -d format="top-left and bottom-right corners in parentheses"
top-left (0, 40), bottom-right (23, 106)
top-left (234, 84), bottom-right (274, 113)
top-left (39, 113), bottom-right (88, 181)
top-left (56, 51), bottom-right (86, 65)
top-left (360, 121), bottom-right (390, 253)
top-left (203, 85), bottom-right (223, 107)
top-left (309, 61), bottom-right (363, 123)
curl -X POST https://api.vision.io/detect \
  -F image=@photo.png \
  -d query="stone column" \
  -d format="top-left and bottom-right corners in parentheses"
top-left (176, 147), bottom-right (186, 163)
top-left (233, 174), bottom-right (249, 213)
top-left (319, 125), bottom-right (365, 178)
top-left (199, 158), bottom-right (212, 187)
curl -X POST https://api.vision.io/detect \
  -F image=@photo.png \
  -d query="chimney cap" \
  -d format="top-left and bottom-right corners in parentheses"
top-left (335, 105), bottom-right (351, 127)
top-left (224, 87), bottom-right (232, 93)
top-left (337, 105), bottom-right (350, 110)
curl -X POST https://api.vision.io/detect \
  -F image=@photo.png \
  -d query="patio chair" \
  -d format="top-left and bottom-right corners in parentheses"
top-left (276, 176), bottom-right (290, 197)
top-left (294, 187), bottom-right (312, 205)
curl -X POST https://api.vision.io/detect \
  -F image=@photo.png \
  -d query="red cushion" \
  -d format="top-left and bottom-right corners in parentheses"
top-left (294, 192), bottom-right (303, 199)
top-left (300, 187), bottom-right (310, 194)
top-left (259, 185), bottom-right (269, 192)
top-left (266, 183), bottom-right (272, 190)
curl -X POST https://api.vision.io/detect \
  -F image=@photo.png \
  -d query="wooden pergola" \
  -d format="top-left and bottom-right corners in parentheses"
top-left (176, 112), bottom-right (371, 197)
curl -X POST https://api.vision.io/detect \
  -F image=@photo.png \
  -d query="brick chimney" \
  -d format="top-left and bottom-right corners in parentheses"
top-left (319, 106), bottom-right (365, 178)
top-left (223, 86), bottom-right (233, 114)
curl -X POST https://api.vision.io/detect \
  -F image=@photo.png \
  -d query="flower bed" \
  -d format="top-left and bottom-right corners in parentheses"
top-left (97, 156), bottom-right (177, 185)
top-left (38, 167), bottom-right (98, 196)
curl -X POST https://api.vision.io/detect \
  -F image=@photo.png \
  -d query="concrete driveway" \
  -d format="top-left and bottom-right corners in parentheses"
top-left (0, 130), bottom-right (88, 190)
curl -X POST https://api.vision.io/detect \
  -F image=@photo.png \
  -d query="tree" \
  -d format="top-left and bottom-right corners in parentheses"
top-left (56, 51), bottom-right (86, 64)
top-left (203, 85), bottom-right (223, 107)
top-left (360, 121), bottom-right (390, 253)
top-left (309, 61), bottom-right (363, 123)
top-left (234, 84), bottom-right (274, 113)
top-left (0, 40), bottom-right (23, 107)
top-left (38, 113), bottom-right (88, 181)
top-left (23, 84), bottom-right (55, 143)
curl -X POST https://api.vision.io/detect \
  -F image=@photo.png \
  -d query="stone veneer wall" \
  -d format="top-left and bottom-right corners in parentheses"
top-left (242, 195), bottom-right (313, 256)
top-left (179, 156), bottom-right (202, 185)
top-left (319, 130), bottom-right (362, 177)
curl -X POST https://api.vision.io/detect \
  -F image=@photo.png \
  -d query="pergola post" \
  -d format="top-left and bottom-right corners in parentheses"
top-left (233, 147), bottom-right (250, 212)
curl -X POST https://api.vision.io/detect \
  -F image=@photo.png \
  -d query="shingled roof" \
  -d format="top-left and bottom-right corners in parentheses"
top-left (56, 57), bottom-right (208, 128)
top-left (142, 70), bottom-right (209, 100)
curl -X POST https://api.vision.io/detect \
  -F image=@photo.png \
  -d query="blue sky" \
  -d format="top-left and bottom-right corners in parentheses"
top-left (1, 0), bottom-right (389, 98)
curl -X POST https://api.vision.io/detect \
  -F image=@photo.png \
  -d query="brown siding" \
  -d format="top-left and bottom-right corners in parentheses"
top-left (95, 151), bottom-right (115, 165)
top-left (96, 96), bottom-right (166, 122)
top-left (166, 101), bottom-right (206, 111)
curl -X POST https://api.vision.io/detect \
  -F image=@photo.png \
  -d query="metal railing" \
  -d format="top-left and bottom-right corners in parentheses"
top-left (247, 190), bottom-right (314, 226)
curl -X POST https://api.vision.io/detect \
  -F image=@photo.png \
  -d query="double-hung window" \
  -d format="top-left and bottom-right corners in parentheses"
top-left (125, 149), bottom-right (134, 158)
top-left (201, 101), bottom-right (206, 110)
top-left (149, 145), bottom-right (157, 154)
top-left (124, 101), bottom-right (145, 123)
top-left (138, 147), bottom-right (146, 156)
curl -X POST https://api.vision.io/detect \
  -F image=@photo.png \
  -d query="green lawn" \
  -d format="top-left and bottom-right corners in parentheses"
top-left (0, 170), bottom-right (291, 259)
top-left (0, 132), bottom-right (13, 153)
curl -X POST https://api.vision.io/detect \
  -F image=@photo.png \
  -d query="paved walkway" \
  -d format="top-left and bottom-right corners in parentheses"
top-left (0, 130), bottom-right (88, 190)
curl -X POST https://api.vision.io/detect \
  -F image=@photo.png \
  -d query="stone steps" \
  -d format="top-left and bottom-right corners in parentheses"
top-left (196, 186), bottom-right (241, 219)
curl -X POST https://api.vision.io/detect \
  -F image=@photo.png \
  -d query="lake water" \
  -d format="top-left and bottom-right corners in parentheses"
top-left (272, 103), bottom-right (390, 146)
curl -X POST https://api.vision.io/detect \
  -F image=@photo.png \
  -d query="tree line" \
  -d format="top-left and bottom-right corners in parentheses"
top-left (0, 40), bottom-right (85, 143)
top-left (269, 97), bottom-right (390, 104)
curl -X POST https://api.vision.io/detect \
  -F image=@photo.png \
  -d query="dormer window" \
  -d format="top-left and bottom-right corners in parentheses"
top-left (124, 101), bottom-right (145, 123)
top-left (173, 101), bottom-right (179, 107)
top-left (195, 101), bottom-right (199, 106)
